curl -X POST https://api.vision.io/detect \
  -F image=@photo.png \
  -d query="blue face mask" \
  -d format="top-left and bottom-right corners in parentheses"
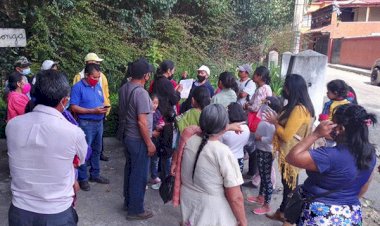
top-left (21, 68), bottom-right (31, 76)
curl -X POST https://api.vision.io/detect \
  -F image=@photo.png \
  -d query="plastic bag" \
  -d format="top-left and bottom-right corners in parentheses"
top-left (159, 175), bottom-right (175, 204)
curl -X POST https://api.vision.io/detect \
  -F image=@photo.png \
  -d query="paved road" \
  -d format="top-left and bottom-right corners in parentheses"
top-left (0, 67), bottom-right (380, 226)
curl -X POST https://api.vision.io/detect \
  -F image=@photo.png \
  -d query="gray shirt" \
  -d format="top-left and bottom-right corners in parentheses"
top-left (119, 82), bottom-right (153, 139)
top-left (255, 120), bottom-right (275, 152)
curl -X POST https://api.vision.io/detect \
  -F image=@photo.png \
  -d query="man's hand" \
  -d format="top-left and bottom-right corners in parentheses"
top-left (147, 142), bottom-right (156, 157)
top-left (93, 107), bottom-right (108, 114)
top-left (73, 181), bottom-right (80, 193)
top-left (255, 136), bottom-right (262, 141)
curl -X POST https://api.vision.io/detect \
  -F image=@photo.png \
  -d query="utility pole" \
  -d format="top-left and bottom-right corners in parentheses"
top-left (292, 0), bottom-right (306, 53)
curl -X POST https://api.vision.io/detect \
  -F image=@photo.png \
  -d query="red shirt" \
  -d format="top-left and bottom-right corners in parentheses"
top-left (7, 91), bottom-right (29, 122)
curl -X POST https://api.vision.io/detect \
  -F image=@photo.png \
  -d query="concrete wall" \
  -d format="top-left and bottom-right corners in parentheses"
top-left (339, 36), bottom-right (380, 69)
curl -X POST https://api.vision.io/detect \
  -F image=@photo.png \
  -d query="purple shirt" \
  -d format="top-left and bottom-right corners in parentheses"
top-left (303, 144), bottom-right (376, 205)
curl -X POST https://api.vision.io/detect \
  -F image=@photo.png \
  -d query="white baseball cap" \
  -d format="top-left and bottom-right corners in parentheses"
top-left (197, 65), bottom-right (210, 76)
top-left (41, 60), bottom-right (58, 70)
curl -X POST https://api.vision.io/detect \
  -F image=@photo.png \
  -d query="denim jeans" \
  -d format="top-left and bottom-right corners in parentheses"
top-left (9, 204), bottom-right (78, 226)
top-left (123, 137), bottom-right (149, 215)
top-left (77, 119), bottom-right (103, 181)
top-left (150, 153), bottom-right (159, 180)
top-left (159, 156), bottom-right (172, 179)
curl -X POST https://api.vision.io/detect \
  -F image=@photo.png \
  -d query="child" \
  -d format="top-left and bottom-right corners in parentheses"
top-left (150, 94), bottom-right (164, 189)
top-left (319, 79), bottom-right (353, 121)
top-left (221, 103), bottom-right (250, 173)
top-left (247, 96), bottom-right (282, 215)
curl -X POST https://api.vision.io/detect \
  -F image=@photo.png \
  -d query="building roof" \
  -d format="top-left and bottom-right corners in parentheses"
top-left (307, 0), bottom-right (380, 14)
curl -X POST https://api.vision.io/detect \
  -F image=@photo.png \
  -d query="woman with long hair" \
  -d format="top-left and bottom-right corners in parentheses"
top-left (265, 74), bottom-right (315, 223)
top-left (287, 104), bottom-right (376, 225)
top-left (178, 104), bottom-right (247, 226)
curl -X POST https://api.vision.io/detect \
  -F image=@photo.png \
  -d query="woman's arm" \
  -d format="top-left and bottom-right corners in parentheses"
top-left (286, 121), bottom-right (336, 171)
top-left (359, 171), bottom-right (374, 198)
top-left (225, 186), bottom-right (247, 226)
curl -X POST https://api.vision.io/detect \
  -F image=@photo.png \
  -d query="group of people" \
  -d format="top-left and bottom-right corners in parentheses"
top-left (4, 54), bottom-right (378, 226)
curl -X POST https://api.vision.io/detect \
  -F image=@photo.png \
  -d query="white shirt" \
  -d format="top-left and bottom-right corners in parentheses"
top-left (255, 120), bottom-right (275, 152)
top-left (221, 124), bottom-right (250, 159)
top-left (6, 105), bottom-right (88, 214)
top-left (236, 79), bottom-right (256, 106)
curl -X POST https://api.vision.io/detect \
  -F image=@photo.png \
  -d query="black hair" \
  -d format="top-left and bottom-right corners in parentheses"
top-left (327, 79), bottom-right (348, 99)
top-left (279, 74), bottom-right (315, 122)
top-left (254, 66), bottom-right (271, 85)
top-left (219, 71), bottom-right (236, 89)
top-left (192, 104), bottom-right (229, 180)
top-left (155, 60), bottom-right (175, 80)
top-left (266, 96), bottom-right (282, 114)
top-left (227, 102), bottom-right (247, 123)
top-left (34, 70), bottom-right (70, 107)
top-left (192, 86), bottom-right (211, 110)
top-left (84, 63), bottom-right (100, 76)
top-left (333, 104), bottom-right (377, 170)
top-left (8, 72), bottom-right (23, 91)
top-left (150, 93), bottom-right (159, 101)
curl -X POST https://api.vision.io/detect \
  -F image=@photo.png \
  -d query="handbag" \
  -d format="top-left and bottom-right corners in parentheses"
top-left (159, 175), bottom-right (175, 203)
top-left (284, 177), bottom-right (357, 224)
top-left (247, 111), bottom-right (261, 133)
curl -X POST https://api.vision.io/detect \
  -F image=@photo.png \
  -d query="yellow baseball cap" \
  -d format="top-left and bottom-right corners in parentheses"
top-left (84, 53), bottom-right (103, 62)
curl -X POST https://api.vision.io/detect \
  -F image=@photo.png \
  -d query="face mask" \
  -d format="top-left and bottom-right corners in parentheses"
top-left (197, 75), bottom-right (206, 83)
top-left (21, 83), bottom-right (31, 94)
top-left (87, 77), bottom-right (98, 86)
top-left (21, 68), bottom-right (31, 76)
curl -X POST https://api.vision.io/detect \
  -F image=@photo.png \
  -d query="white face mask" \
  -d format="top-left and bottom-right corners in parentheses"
top-left (60, 98), bottom-right (70, 111)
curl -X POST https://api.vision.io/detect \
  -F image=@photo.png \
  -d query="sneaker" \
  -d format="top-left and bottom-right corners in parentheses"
top-left (151, 183), bottom-right (161, 190)
top-left (150, 177), bottom-right (161, 184)
top-left (79, 181), bottom-right (90, 191)
top-left (247, 196), bottom-right (264, 205)
top-left (126, 210), bottom-right (153, 220)
top-left (253, 206), bottom-right (271, 215)
top-left (89, 176), bottom-right (110, 184)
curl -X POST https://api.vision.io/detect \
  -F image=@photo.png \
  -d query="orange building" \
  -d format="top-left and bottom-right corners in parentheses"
top-left (302, 0), bottom-right (380, 69)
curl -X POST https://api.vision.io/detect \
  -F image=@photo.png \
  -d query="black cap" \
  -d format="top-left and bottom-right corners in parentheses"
top-left (130, 58), bottom-right (154, 79)
top-left (14, 56), bottom-right (32, 67)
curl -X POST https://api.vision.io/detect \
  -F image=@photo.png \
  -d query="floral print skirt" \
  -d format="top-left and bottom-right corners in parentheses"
top-left (298, 201), bottom-right (362, 226)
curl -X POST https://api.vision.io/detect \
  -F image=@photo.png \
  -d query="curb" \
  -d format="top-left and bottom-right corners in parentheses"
top-left (328, 64), bottom-right (371, 77)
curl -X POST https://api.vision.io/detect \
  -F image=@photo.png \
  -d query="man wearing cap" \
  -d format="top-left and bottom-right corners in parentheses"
top-left (3, 57), bottom-right (33, 100)
top-left (70, 63), bottom-right (109, 191)
top-left (180, 65), bottom-right (214, 114)
top-left (236, 64), bottom-right (256, 106)
top-left (118, 58), bottom-right (156, 220)
top-left (73, 53), bottom-right (111, 161)
top-left (14, 56), bottom-right (33, 83)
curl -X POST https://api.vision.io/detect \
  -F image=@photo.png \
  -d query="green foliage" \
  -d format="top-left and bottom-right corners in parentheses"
top-left (269, 66), bottom-right (284, 96)
top-left (0, 0), bottom-right (294, 137)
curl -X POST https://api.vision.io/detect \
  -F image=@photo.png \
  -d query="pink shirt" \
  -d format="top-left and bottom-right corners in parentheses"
top-left (247, 84), bottom-right (272, 112)
top-left (7, 91), bottom-right (29, 121)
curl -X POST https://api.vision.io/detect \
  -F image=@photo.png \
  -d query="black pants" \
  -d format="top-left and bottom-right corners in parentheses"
top-left (257, 150), bottom-right (273, 204)
top-left (9, 204), bottom-right (78, 226)
top-left (279, 166), bottom-right (298, 212)
top-left (247, 151), bottom-right (258, 175)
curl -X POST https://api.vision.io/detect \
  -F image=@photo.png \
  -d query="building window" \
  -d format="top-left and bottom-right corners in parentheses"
top-left (369, 7), bottom-right (380, 21)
